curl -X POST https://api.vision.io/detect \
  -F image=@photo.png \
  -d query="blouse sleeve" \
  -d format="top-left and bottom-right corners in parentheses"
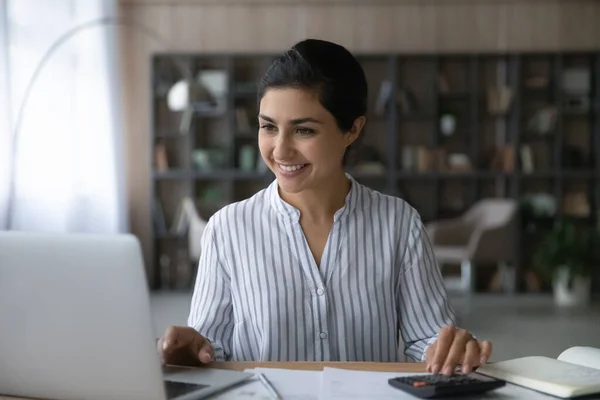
top-left (187, 218), bottom-right (234, 361)
top-left (395, 211), bottom-right (457, 361)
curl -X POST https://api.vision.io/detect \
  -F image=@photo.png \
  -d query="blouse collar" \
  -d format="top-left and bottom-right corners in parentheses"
top-left (268, 173), bottom-right (360, 222)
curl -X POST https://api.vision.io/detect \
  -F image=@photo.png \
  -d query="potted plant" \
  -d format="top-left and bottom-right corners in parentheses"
top-left (533, 220), bottom-right (598, 307)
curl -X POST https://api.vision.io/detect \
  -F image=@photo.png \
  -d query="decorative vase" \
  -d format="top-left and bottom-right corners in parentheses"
top-left (553, 267), bottom-right (591, 307)
top-left (440, 114), bottom-right (456, 136)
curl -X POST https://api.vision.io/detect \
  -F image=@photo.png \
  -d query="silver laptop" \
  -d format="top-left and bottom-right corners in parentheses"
top-left (0, 231), bottom-right (252, 400)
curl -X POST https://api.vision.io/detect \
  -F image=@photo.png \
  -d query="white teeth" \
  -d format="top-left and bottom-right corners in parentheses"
top-left (279, 164), bottom-right (305, 172)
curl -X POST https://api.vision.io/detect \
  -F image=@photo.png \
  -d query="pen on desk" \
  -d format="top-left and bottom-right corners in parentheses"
top-left (257, 372), bottom-right (283, 400)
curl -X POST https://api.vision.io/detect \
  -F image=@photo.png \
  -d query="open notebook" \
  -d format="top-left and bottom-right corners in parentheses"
top-left (478, 346), bottom-right (600, 398)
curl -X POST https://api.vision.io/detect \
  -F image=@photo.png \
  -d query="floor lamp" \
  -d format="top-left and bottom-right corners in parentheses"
top-left (5, 16), bottom-right (200, 230)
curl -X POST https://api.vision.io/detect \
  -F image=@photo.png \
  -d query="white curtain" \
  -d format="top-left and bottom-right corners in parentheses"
top-left (0, 0), bottom-right (127, 233)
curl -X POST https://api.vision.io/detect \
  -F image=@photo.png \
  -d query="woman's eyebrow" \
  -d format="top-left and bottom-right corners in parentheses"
top-left (259, 114), bottom-right (323, 124)
top-left (289, 117), bottom-right (323, 125)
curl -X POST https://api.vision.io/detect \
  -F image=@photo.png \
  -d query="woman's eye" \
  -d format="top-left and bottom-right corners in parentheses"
top-left (260, 124), bottom-right (276, 131)
top-left (296, 127), bottom-right (315, 135)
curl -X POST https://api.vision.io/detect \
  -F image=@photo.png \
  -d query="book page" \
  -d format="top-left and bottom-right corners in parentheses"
top-left (558, 346), bottom-right (600, 371)
top-left (478, 356), bottom-right (600, 398)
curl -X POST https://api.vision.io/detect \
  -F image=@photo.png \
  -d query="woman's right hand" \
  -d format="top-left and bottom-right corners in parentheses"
top-left (157, 326), bottom-right (214, 366)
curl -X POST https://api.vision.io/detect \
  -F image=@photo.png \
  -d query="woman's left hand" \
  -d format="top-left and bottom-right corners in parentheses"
top-left (425, 326), bottom-right (492, 375)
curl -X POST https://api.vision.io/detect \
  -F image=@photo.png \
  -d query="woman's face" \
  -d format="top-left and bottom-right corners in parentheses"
top-left (258, 87), bottom-right (362, 194)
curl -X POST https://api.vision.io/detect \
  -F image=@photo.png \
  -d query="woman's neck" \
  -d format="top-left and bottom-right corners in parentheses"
top-left (279, 171), bottom-right (351, 223)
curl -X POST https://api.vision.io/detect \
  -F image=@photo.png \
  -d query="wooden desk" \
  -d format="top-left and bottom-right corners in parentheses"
top-left (0, 362), bottom-right (425, 399)
top-left (212, 361), bottom-right (425, 372)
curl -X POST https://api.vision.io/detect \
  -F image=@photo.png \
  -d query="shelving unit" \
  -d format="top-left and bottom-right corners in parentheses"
top-left (150, 51), bottom-right (600, 293)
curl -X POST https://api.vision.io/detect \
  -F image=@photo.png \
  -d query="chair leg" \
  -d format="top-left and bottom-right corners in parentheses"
top-left (461, 260), bottom-right (474, 292)
top-left (499, 262), bottom-right (516, 294)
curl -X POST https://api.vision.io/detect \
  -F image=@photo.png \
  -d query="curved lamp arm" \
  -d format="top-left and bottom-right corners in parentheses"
top-left (6, 16), bottom-right (190, 229)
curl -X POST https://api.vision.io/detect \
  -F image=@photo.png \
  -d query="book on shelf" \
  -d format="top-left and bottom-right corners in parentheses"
top-left (154, 141), bottom-right (169, 172)
top-left (478, 346), bottom-right (600, 398)
top-left (236, 107), bottom-right (253, 134)
top-left (520, 145), bottom-right (534, 173)
top-left (490, 144), bottom-right (515, 173)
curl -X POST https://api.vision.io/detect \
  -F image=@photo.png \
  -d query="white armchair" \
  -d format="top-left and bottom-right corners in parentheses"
top-left (426, 198), bottom-right (519, 311)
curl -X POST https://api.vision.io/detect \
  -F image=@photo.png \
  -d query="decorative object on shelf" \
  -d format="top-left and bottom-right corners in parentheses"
top-left (239, 145), bottom-right (257, 171)
top-left (166, 78), bottom-right (212, 112)
top-left (487, 86), bottom-right (513, 116)
top-left (561, 67), bottom-right (591, 116)
top-left (490, 144), bottom-right (515, 173)
top-left (236, 107), bottom-right (253, 134)
top-left (563, 95), bottom-right (590, 114)
top-left (447, 153), bottom-right (472, 172)
top-left (401, 146), bottom-right (417, 171)
top-left (533, 220), bottom-right (598, 307)
top-left (524, 75), bottom-right (549, 88)
top-left (563, 191), bottom-right (590, 217)
top-left (520, 193), bottom-right (558, 230)
top-left (527, 107), bottom-right (557, 135)
top-left (562, 68), bottom-right (591, 94)
top-left (416, 147), bottom-right (432, 172)
top-left (520, 145), bottom-right (534, 173)
top-left (440, 114), bottom-right (457, 136)
top-left (199, 187), bottom-right (224, 205)
top-left (198, 69), bottom-right (228, 112)
top-left (154, 140), bottom-right (169, 172)
top-left (191, 147), bottom-right (227, 170)
top-left (192, 149), bottom-right (212, 170)
top-left (439, 104), bottom-right (460, 137)
top-left (374, 80), bottom-right (393, 116)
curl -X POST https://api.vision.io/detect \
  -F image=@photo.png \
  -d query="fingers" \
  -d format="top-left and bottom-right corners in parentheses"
top-left (442, 329), bottom-right (471, 375)
top-left (460, 339), bottom-right (480, 374)
top-left (430, 326), bottom-right (455, 374)
top-left (162, 326), bottom-right (183, 352)
top-left (160, 326), bottom-right (211, 367)
top-left (196, 338), bottom-right (214, 364)
top-left (479, 340), bottom-right (493, 365)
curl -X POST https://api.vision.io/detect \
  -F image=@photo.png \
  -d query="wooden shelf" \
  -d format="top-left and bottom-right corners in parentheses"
top-left (150, 51), bottom-right (600, 293)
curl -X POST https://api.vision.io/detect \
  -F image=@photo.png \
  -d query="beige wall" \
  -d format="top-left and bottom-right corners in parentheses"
top-left (119, 0), bottom-right (600, 283)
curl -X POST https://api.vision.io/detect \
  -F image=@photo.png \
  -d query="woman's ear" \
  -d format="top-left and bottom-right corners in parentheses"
top-left (346, 116), bottom-right (366, 147)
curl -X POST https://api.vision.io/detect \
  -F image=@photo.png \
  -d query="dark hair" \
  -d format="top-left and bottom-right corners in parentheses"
top-left (257, 39), bottom-right (368, 165)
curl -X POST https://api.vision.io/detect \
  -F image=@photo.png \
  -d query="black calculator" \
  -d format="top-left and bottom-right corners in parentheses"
top-left (388, 373), bottom-right (506, 399)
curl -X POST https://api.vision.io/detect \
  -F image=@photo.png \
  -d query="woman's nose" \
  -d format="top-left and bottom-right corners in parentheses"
top-left (273, 133), bottom-right (295, 160)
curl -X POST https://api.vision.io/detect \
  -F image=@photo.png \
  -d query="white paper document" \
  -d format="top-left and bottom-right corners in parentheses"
top-left (321, 367), bottom-right (422, 399)
top-left (321, 367), bottom-right (557, 400)
top-left (207, 366), bottom-right (559, 399)
top-left (251, 368), bottom-right (321, 400)
top-left (207, 367), bottom-right (320, 400)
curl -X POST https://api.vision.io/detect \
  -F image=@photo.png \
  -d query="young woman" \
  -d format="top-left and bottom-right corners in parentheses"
top-left (159, 39), bottom-right (492, 376)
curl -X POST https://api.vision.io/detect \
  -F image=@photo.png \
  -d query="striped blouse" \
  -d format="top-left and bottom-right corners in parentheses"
top-left (187, 174), bottom-right (456, 362)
